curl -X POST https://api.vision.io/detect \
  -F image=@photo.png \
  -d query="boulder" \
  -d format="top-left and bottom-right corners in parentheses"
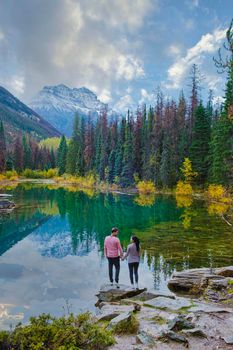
top-left (160, 330), bottom-right (188, 344)
top-left (97, 312), bottom-right (120, 322)
top-left (223, 336), bottom-right (233, 345)
top-left (131, 290), bottom-right (175, 301)
top-left (208, 278), bottom-right (228, 290)
top-left (168, 266), bottom-right (233, 294)
top-left (168, 315), bottom-right (194, 331)
top-left (0, 200), bottom-right (15, 210)
top-left (216, 266), bottom-right (233, 277)
top-left (97, 284), bottom-right (146, 303)
top-left (190, 302), bottom-right (232, 313)
top-left (144, 296), bottom-right (193, 311)
top-left (107, 311), bottom-right (132, 330)
top-left (136, 331), bottom-right (155, 345)
top-left (181, 328), bottom-right (207, 337)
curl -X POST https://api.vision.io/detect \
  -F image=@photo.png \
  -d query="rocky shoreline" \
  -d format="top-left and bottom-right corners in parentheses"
top-left (96, 266), bottom-right (233, 349)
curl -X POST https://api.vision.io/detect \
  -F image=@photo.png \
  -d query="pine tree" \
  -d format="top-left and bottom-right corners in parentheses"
top-left (0, 120), bottom-right (6, 172)
top-left (84, 114), bottom-right (94, 173)
top-left (23, 135), bottom-right (31, 169)
top-left (66, 114), bottom-right (80, 175)
top-left (114, 117), bottom-right (126, 181)
top-left (190, 104), bottom-right (211, 183)
top-left (57, 135), bottom-right (67, 175)
top-left (13, 136), bottom-right (24, 172)
top-left (134, 108), bottom-right (143, 178)
top-left (188, 64), bottom-right (202, 144)
top-left (160, 136), bottom-right (172, 187)
top-left (120, 112), bottom-right (134, 187)
top-left (210, 19), bottom-right (233, 184)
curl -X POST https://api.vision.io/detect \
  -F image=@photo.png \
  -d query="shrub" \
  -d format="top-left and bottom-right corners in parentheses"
top-left (5, 170), bottom-right (18, 180)
top-left (46, 168), bottom-right (58, 178)
top-left (136, 181), bottom-right (156, 195)
top-left (22, 169), bottom-right (58, 179)
top-left (175, 180), bottom-right (193, 195)
top-left (0, 173), bottom-right (6, 181)
top-left (207, 184), bottom-right (226, 200)
top-left (0, 312), bottom-right (115, 350)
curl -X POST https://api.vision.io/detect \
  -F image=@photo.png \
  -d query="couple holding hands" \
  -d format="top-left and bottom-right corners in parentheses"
top-left (104, 227), bottom-right (140, 290)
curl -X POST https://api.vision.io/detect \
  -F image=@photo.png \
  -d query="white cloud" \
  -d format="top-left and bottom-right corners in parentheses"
top-left (165, 28), bottom-right (226, 89)
top-left (168, 44), bottom-right (182, 57)
top-left (139, 88), bottom-right (154, 104)
top-left (114, 94), bottom-right (136, 112)
top-left (213, 95), bottom-right (224, 105)
top-left (2, 75), bottom-right (25, 96)
top-left (84, 0), bottom-right (154, 30)
top-left (205, 74), bottom-right (224, 92)
top-left (116, 54), bottom-right (144, 80)
top-left (0, 31), bottom-right (4, 41)
top-left (0, 0), bottom-right (152, 102)
top-left (98, 88), bottom-right (112, 103)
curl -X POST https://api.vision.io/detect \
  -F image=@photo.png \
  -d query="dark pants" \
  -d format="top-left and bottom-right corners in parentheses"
top-left (108, 257), bottom-right (120, 283)
top-left (128, 262), bottom-right (139, 284)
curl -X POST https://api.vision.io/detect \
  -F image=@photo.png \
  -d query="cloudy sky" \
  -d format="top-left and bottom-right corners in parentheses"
top-left (0, 0), bottom-right (232, 111)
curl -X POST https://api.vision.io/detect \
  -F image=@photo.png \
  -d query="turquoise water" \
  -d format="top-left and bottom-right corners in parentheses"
top-left (0, 183), bottom-right (232, 329)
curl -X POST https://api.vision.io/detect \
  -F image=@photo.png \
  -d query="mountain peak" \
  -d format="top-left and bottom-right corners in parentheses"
top-left (29, 84), bottom-right (118, 136)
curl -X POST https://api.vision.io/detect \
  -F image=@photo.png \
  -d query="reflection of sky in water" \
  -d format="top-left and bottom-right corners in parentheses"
top-left (0, 215), bottom-right (164, 329)
top-left (1, 185), bottom-right (233, 330)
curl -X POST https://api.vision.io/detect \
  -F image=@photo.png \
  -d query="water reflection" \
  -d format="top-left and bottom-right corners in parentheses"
top-left (0, 184), bottom-right (233, 329)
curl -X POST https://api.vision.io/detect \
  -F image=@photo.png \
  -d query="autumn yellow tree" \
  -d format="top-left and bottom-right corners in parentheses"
top-left (176, 158), bottom-right (197, 195)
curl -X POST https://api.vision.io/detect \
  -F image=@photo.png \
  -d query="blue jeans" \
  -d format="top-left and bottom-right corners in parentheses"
top-left (128, 262), bottom-right (139, 284)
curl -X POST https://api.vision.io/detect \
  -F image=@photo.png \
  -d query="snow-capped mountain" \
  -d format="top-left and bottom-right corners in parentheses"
top-left (30, 84), bottom-right (118, 136)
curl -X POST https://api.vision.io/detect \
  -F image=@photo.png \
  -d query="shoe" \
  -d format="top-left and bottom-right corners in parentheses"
top-left (110, 282), bottom-right (113, 287)
top-left (116, 283), bottom-right (120, 289)
top-left (131, 283), bottom-right (135, 290)
top-left (135, 283), bottom-right (139, 290)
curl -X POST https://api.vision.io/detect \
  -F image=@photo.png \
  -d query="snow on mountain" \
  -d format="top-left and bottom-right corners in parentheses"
top-left (30, 84), bottom-right (118, 136)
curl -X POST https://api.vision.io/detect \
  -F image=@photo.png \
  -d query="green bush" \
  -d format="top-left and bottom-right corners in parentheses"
top-left (22, 169), bottom-right (58, 179)
top-left (0, 313), bottom-right (115, 350)
top-left (5, 170), bottom-right (18, 180)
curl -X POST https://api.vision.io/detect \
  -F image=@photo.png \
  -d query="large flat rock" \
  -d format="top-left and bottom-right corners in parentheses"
top-left (168, 266), bottom-right (233, 293)
top-left (0, 200), bottom-right (15, 210)
top-left (96, 284), bottom-right (146, 302)
top-left (144, 296), bottom-right (193, 311)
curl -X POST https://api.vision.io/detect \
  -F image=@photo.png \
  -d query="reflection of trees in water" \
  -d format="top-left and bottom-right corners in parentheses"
top-left (134, 194), bottom-right (156, 207)
top-left (175, 195), bottom-right (196, 229)
top-left (4, 185), bottom-right (233, 271)
top-left (52, 191), bottom-right (181, 255)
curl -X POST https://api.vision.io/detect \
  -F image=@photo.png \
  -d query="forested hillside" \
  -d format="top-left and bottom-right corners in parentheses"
top-left (0, 86), bottom-right (61, 144)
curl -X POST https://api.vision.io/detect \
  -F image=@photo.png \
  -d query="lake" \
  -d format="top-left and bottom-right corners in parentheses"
top-left (0, 183), bottom-right (232, 329)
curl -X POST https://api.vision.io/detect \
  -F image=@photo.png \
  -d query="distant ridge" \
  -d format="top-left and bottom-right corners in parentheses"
top-left (30, 84), bottom-right (119, 136)
top-left (0, 86), bottom-right (61, 143)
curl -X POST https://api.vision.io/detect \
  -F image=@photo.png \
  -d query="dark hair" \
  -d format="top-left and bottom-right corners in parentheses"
top-left (112, 227), bottom-right (118, 233)
top-left (132, 235), bottom-right (140, 252)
